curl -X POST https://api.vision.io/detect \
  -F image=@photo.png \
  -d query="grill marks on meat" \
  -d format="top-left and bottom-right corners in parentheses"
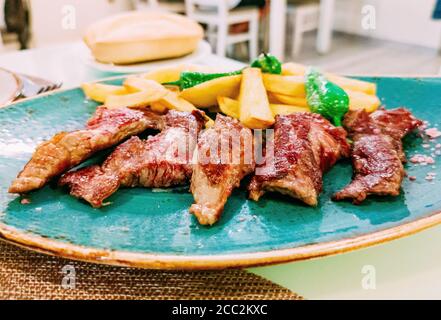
top-left (9, 106), bottom-right (162, 194)
top-left (59, 110), bottom-right (205, 208)
top-left (249, 113), bottom-right (350, 206)
top-left (190, 115), bottom-right (255, 225)
top-left (333, 108), bottom-right (422, 204)
top-left (334, 134), bottom-right (405, 203)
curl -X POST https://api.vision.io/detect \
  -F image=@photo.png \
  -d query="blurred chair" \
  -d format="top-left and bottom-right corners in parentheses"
top-left (287, 0), bottom-right (320, 56)
top-left (132, 0), bottom-right (185, 13)
top-left (3, 0), bottom-right (30, 49)
top-left (185, 0), bottom-right (259, 60)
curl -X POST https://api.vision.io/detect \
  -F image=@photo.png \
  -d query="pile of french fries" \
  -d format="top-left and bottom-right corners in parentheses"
top-left (81, 62), bottom-right (380, 129)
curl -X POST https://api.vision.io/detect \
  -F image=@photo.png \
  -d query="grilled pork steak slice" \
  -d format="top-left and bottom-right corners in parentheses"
top-left (333, 108), bottom-right (422, 204)
top-left (190, 115), bottom-right (255, 225)
top-left (249, 113), bottom-right (350, 206)
top-left (9, 106), bottom-right (162, 194)
top-left (59, 110), bottom-right (205, 208)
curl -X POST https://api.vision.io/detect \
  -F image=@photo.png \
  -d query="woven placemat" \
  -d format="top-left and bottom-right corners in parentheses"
top-left (0, 241), bottom-right (302, 300)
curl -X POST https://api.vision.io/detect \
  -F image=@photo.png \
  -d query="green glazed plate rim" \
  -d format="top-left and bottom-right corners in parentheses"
top-left (1, 75), bottom-right (441, 270)
top-left (1, 211), bottom-right (441, 270)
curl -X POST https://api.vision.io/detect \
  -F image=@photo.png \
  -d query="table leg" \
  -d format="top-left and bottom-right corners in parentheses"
top-left (269, 0), bottom-right (287, 61)
top-left (316, 0), bottom-right (335, 54)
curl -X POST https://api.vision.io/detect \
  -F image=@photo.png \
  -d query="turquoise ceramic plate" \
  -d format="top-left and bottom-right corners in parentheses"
top-left (1, 76), bottom-right (441, 270)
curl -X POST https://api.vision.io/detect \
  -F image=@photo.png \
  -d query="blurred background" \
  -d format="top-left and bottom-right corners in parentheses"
top-left (1, 0), bottom-right (441, 75)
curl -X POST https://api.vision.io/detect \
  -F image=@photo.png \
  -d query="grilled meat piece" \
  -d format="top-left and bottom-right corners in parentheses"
top-left (249, 113), bottom-right (350, 206)
top-left (333, 108), bottom-right (422, 203)
top-left (59, 110), bottom-right (205, 207)
top-left (190, 115), bottom-right (255, 225)
top-left (9, 106), bottom-right (162, 194)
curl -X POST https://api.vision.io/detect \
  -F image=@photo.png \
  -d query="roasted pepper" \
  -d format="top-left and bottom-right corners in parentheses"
top-left (164, 53), bottom-right (282, 90)
top-left (164, 70), bottom-right (242, 90)
top-left (250, 53), bottom-right (282, 75)
top-left (305, 68), bottom-right (349, 126)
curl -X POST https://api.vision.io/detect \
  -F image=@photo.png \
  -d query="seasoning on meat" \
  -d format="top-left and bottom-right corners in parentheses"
top-left (333, 108), bottom-right (422, 203)
top-left (59, 110), bottom-right (205, 207)
top-left (249, 112), bottom-right (350, 206)
top-left (190, 115), bottom-right (255, 225)
top-left (9, 106), bottom-right (163, 194)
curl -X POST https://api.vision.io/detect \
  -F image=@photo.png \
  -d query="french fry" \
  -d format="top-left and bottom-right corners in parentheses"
top-left (282, 62), bottom-right (377, 95)
top-left (270, 104), bottom-right (309, 116)
top-left (82, 83), bottom-right (129, 103)
top-left (346, 89), bottom-right (381, 112)
top-left (268, 92), bottom-right (309, 107)
top-left (239, 68), bottom-right (275, 129)
top-left (143, 64), bottom-right (218, 84)
top-left (271, 89), bottom-right (380, 113)
top-left (160, 91), bottom-right (196, 113)
top-left (328, 75), bottom-right (377, 95)
top-left (270, 90), bottom-right (380, 113)
top-left (103, 77), bottom-right (169, 109)
top-left (150, 101), bottom-right (169, 114)
top-left (105, 90), bottom-right (166, 109)
top-left (262, 74), bottom-right (305, 97)
top-left (159, 90), bottom-right (214, 127)
top-left (104, 78), bottom-right (167, 109)
top-left (217, 96), bottom-right (240, 119)
top-left (123, 77), bottom-right (168, 95)
top-left (281, 62), bottom-right (307, 76)
top-left (218, 96), bottom-right (309, 119)
top-left (179, 75), bottom-right (242, 108)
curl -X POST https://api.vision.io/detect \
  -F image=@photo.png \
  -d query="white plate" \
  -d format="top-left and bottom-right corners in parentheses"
top-left (0, 68), bottom-right (22, 106)
top-left (80, 40), bottom-right (212, 74)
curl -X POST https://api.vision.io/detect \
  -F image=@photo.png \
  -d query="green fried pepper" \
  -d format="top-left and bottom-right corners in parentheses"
top-left (164, 53), bottom-right (282, 90)
top-left (163, 70), bottom-right (242, 90)
top-left (250, 53), bottom-right (282, 75)
top-left (305, 68), bottom-right (349, 126)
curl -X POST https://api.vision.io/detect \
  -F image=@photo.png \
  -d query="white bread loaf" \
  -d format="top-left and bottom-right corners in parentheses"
top-left (84, 11), bottom-right (204, 65)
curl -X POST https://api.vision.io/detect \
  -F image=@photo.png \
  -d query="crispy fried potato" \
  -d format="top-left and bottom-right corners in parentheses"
top-left (82, 83), bottom-right (129, 103)
top-left (281, 62), bottom-right (307, 76)
top-left (105, 90), bottom-right (166, 109)
top-left (150, 101), bottom-right (169, 114)
top-left (219, 96), bottom-right (309, 119)
top-left (159, 90), bottom-right (214, 127)
top-left (123, 77), bottom-right (168, 94)
top-left (179, 75), bottom-right (242, 108)
top-left (271, 90), bottom-right (380, 113)
top-left (142, 64), bottom-right (219, 84)
top-left (282, 62), bottom-right (377, 95)
top-left (104, 78), bottom-right (167, 109)
top-left (217, 96), bottom-right (240, 119)
top-left (103, 77), bottom-right (169, 108)
top-left (268, 92), bottom-right (309, 107)
top-left (262, 74), bottom-right (305, 97)
top-left (239, 68), bottom-right (275, 129)
top-left (160, 91), bottom-right (196, 113)
top-left (346, 89), bottom-right (381, 112)
top-left (328, 75), bottom-right (377, 95)
top-left (270, 104), bottom-right (309, 116)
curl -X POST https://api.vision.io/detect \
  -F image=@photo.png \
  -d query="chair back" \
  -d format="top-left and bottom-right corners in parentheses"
top-left (186, 0), bottom-right (232, 20)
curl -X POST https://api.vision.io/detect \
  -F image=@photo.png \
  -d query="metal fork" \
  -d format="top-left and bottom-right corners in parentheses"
top-left (16, 73), bottom-right (63, 99)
